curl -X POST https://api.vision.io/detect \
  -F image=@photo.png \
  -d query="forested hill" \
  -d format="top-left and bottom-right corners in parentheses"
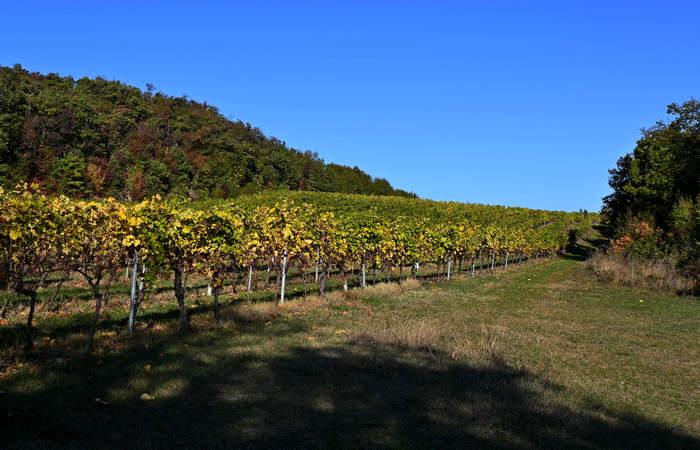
top-left (0, 64), bottom-right (414, 200)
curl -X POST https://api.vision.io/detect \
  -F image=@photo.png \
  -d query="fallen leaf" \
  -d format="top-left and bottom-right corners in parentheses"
top-left (95, 398), bottom-right (109, 405)
top-left (140, 393), bottom-right (155, 401)
top-left (335, 329), bottom-right (346, 335)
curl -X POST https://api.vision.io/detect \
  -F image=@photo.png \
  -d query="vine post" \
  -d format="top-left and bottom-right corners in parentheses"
top-left (128, 250), bottom-right (139, 336)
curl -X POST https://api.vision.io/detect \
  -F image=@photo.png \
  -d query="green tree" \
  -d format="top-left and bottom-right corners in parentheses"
top-left (50, 152), bottom-right (86, 197)
top-left (604, 99), bottom-right (699, 230)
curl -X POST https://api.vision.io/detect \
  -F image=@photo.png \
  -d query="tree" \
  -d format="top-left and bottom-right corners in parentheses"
top-left (604, 99), bottom-right (699, 230)
top-left (50, 152), bottom-right (86, 197)
top-left (602, 99), bottom-right (699, 271)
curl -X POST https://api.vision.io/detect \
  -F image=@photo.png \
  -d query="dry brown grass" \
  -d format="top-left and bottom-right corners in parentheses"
top-left (356, 279), bottom-right (422, 299)
top-left (348, 320), bottom-right (441, 349)
top-left (357, 282), bottom-right (400, 298)
top-left (231, 290), bottom-right (360, 327)
top-left (585, 251), bottom-right (696, 294)
top-left (449, 324), bottom-right (502, 363)
top-left (235, 278), bottom-right (424, 321)
top-left (347, 319), bottom-right (503, 368)
top-left (399, 277), bottom-right (422, 290)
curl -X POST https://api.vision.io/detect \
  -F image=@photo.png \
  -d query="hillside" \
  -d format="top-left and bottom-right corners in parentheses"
top-left (0, 64), bottom-right (414, 200)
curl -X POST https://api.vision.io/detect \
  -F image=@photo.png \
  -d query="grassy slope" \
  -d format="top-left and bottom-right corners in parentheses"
top-left (1, 239), bottom-right (698, 448)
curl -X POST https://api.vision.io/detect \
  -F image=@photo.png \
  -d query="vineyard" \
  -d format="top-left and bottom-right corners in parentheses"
top-left (3, 188), bottom-right (699, 449)
top-left (0, 186), bottom-right (597, 351)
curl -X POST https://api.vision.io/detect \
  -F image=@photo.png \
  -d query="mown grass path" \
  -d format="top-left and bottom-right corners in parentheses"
top-left (439, 257), bottom-right (699, 437)
top-left (1, 246), bottom-right (698, 449)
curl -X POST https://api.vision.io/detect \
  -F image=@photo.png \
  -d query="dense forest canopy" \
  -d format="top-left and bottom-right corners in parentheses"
top-left (0, 64), bottom-right (414, 200)
top-left (603, 99), bottom-right (699, 273)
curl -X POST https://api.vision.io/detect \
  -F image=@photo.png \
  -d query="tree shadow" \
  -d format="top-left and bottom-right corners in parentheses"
top-left (2, 331), bottom-right (696, 449)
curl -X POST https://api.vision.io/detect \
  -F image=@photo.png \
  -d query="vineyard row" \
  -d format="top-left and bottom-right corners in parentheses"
top-left (0, 187), bottom-right (596, 350)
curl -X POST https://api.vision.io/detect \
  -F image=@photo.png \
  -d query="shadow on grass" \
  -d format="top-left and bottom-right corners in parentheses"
top-left (1, 329), bottom-right (697, 449)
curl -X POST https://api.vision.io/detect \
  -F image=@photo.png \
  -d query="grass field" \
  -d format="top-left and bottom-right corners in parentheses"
top-left (1, 239), bottom-right (698, 448)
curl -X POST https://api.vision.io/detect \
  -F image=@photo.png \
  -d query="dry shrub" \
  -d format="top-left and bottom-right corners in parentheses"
top-left (585, 251), bottom-right (696, 294)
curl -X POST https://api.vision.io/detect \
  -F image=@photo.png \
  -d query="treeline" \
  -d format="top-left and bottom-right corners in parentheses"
top-left (1, 188), bottom-right (594, 350)
top-left (0, 64), bottom-right (414, 200)
top-left (602, 99), bottom-right (699, 279)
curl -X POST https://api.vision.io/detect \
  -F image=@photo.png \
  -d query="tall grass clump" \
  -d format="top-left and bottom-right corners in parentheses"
top-left (585, 250), bottom-right (696, 295)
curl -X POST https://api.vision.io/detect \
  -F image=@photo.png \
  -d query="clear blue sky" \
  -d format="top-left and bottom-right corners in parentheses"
top-left (3, 1), bottom-right (699, 211)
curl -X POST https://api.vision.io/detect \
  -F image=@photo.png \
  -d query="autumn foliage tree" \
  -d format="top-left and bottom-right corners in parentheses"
top-left (603, 99), bottom-right (699, 274)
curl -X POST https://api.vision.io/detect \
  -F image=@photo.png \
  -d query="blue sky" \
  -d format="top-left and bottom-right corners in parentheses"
top-left (3, 1), bottom-right (699, 211)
